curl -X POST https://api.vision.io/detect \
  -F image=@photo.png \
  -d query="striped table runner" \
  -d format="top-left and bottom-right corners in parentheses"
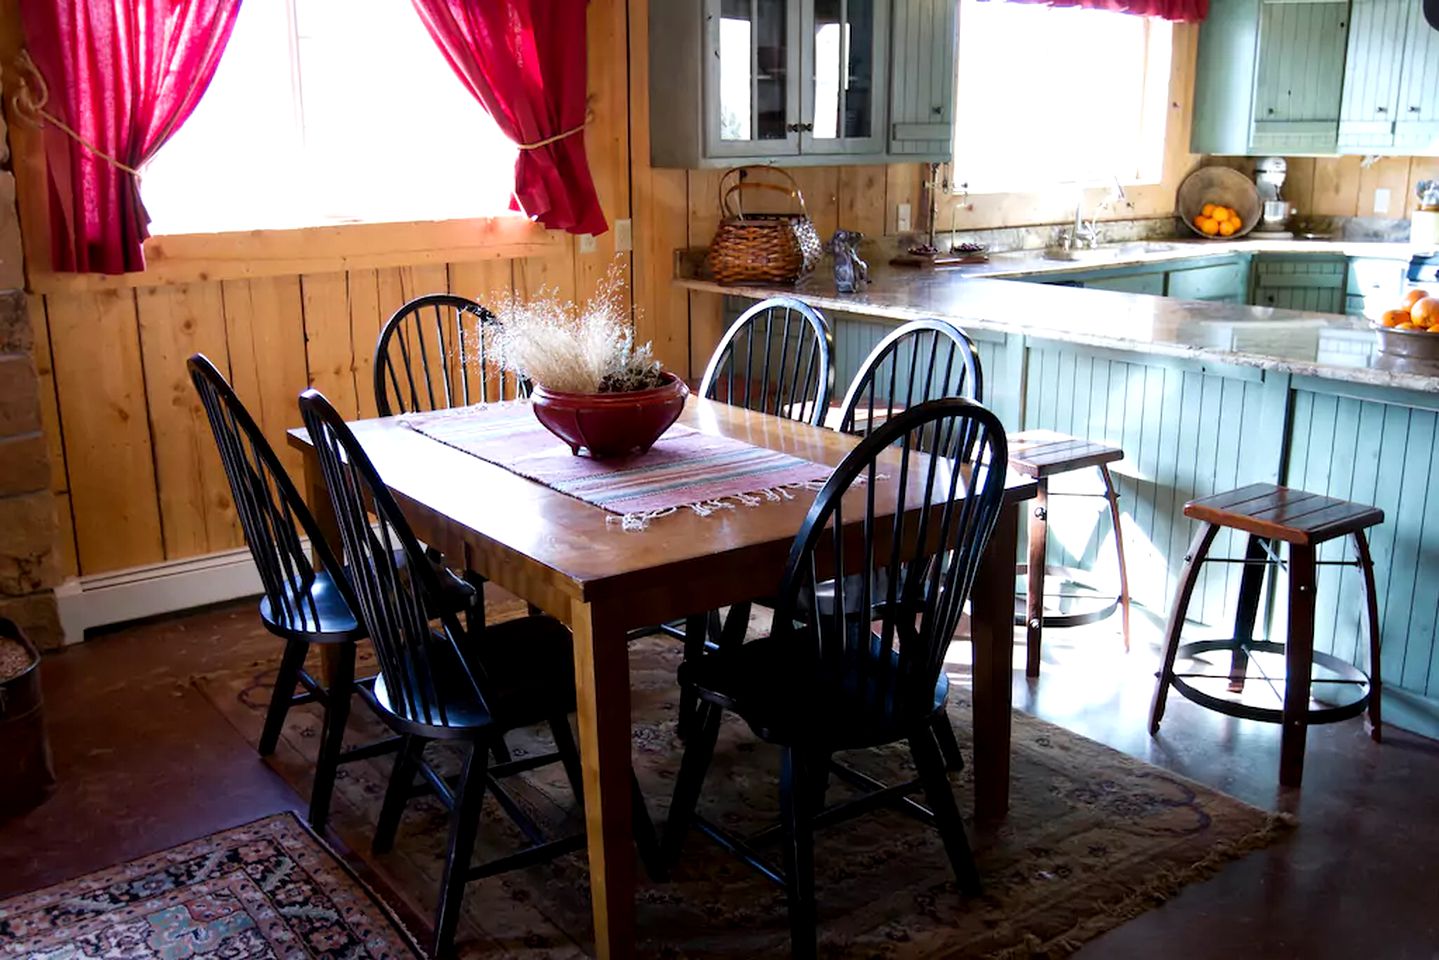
top-left (398, 401), bottom-right (835, 528)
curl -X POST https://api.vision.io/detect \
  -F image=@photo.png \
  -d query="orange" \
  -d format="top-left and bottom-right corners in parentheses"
top-left (1196, 216), bottom-right (1219, 236)
top-left (1382, 308), bottom-right (1412, 327)
top-left (1412, 297), bottom-right (1439, 327)
top-left (1218, 220), bottom-right (1237, 236)
top-left (1210, 207), bottom-right (1229, 224)
top-left (1404, 288), bottom-right (1431, 309)
top-left (1201, 203), bottom-right (1217, 218)
top-left (1397, 321), bottom-right (1418, 330)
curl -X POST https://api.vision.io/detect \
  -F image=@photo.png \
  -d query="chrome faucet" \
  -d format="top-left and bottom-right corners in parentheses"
top-left (1055, 176), bottom-right (1130, 252)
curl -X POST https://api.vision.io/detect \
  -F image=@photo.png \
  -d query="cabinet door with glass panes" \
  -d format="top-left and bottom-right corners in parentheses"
top-left (798, 0), bottom-right (889, 156)
top-left (703, 0), bottom-right (802, 159)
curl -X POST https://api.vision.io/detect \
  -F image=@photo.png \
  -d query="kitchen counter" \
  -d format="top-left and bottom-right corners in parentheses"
top-left (679, 239), bottom-right (1439, 739)
top-left (677, 240), bottom-right (1437, 393)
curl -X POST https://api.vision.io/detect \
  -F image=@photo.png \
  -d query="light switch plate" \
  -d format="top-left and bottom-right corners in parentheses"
top-left (897, 202), bottom-right (913, 233)
top-left (578, 233), bottom-right (597, 254)
top-left (1374, 188), bottom-right (1391, 215)
top-left (615, 218), bottom-right (633, 253)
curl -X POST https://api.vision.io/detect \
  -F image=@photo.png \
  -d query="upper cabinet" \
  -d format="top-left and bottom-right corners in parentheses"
top-left (650, 0), bottom-right (957, 168)
top-left (1393, 1), bottom-right (1439, 152)
top-left (1192, 0), bottom-right (1349, 156)
top-left (1337, 0), bottom-right (1408, 151)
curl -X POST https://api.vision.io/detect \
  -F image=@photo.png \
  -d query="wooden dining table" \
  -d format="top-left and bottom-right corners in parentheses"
top-left (288, 396), bottom-right (1037, 959)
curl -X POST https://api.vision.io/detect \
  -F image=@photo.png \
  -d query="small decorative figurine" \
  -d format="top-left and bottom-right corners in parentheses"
top-left (828, 229), bottom-right (869, 293)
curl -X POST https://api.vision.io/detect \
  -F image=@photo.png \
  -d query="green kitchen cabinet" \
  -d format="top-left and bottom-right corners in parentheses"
top-left (1251, 255), bottom-right (1349, 313)
top-left (1337, 0), bottom-right (1410, 152)
top-left (649, 0), bottom-right (956, 167)
top-left (1394, 2), bottom-right (1439, 153)
top-left (1192, 0), bottom-right (1349, 155)
top-left (1167, 260), bottom-right (1250, 303)
top-left (1083, 272), bottom-right (1167, 296)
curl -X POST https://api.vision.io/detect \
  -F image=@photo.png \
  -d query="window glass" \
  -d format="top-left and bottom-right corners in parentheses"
top-left (141, 0), bottom-right (518, 235)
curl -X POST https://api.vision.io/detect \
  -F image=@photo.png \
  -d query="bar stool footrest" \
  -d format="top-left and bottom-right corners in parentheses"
top-left (1014, 563), bottom-right (1121, 628)
top-left (1167, 638), bottom-right (1372, 726)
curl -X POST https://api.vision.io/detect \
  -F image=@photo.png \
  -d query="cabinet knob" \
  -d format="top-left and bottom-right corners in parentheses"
top-left (801, 122), bottom-right (814, 132)
top-left (1266, 107), bottom-right (1275, 115)
top-left (1376, 106), bottom-right (1388, 114)
top-left (1410, 106), bottom-right (1422, 114)
top-left (932, 105), bottom-right (942, 115)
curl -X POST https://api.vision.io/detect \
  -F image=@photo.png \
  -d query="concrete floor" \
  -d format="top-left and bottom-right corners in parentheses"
top-left (1, 598), bottom-right (1436, 958)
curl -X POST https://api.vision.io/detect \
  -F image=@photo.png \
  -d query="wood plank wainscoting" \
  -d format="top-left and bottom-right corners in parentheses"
top-left (5, 0), bottom-right (1439, 641)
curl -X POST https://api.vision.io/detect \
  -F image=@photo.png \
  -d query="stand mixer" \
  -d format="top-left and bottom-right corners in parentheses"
top-left (1251, 157), bottom-right (1295, 239)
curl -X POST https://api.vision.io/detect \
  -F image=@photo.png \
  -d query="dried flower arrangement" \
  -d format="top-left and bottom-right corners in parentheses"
top-left (490, 267), bottom-right (667, 394)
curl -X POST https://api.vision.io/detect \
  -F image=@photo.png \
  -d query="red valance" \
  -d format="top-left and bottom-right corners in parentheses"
top-left (997, 0), bottom-right (1207, 22)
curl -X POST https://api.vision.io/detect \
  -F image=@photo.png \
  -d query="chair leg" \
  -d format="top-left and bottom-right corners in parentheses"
top-left (1354, 529), bottom-right (1383, 743)
top-left (1099, 464), bottom-right (1132, 653)
top-left (259, 638), bottom-right (309, 757)
top-left (778, 748), bottom-right (819, 960)
top-left (550, 715), bottom-right (585, 801)
top-left (930, 713), bottom-right (965, 773)
top-left (374, 735), bottom-right (423, 854)
top-left (433, 744), bottom-right (489, 959)
top-left (662, 699), bottom-right (722, 867)
top-left (1227, 535), bottom-right (1269, 693)
top-left (308, 642), bottom-right (354, 832)
top-left (1025, 480), bottom-right (1049, 679)
top-left (631, 772), bottom-right (667, 883)
top-left (1280, 544), bottom-right (1317, 789)
top-left (675, 614), bottom-right (709, 741)
top-left (910, 726), bottom-right (982, 896)
top-left (1151, 523), bottom-right (1221, 735)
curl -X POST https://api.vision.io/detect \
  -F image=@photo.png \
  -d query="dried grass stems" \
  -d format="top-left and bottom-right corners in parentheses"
top-left (488, 267), bottom-right (666, 394)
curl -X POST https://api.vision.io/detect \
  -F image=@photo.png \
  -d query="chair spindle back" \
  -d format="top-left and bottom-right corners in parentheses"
top-left (773, 398), bottom-right (1009, 721)
top-left (836, 319), bottom-right (983, 438)
top-left (698, 297), bottom-right (834, 426)
top-left (375, 294), bottom-right (524, 417)
top-left (299, 388), bottom-right (485, 729)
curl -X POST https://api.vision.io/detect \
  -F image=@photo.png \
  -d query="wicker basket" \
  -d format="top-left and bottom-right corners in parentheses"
top-left (705, 167), bottom-right (823, 285)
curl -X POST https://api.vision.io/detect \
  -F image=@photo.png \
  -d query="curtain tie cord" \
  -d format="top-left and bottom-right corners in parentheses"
top-left (9, 50), bottom-right (142, 176)
top-left (515, 105), bottom-right (594, 150)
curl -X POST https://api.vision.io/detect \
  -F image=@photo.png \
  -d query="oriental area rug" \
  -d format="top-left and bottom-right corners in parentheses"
top-left (192, 612), bottom-right (1292, 960)
top-left (0, 812), bottom-right (421, 959)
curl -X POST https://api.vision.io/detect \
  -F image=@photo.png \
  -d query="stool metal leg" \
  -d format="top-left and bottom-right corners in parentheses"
top-left (1025, 479), bottom-right (1048, 679)
top-left (1228, 535), bottom-right (1271, 694)
top-left (1280, 544), bottom-right (1317, 788)
top-left (1151, 522), bottom-right (1221, 735)
top-left (1353, 529), bottom-right (1383, 743)
top-left (1099, 464), bottom-right (1131, 653)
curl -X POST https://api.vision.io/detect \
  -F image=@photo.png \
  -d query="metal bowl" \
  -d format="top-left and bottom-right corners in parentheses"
top-left (1176, 167), bottom-right (1262, 240)
top-left (1372, 322), bottom-right (1439, 359)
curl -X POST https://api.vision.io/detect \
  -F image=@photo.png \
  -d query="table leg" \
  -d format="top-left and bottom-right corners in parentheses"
top-left (970, 500), bottom-right (1019, 822)
top-left (570, 597), bottom-right (636, 959)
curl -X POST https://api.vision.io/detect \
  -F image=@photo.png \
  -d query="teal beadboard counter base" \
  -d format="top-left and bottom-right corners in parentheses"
top-left (679, 268), bottom-right (1439, 741)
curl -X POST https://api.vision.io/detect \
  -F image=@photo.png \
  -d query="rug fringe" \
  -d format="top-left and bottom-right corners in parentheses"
top-left (983, 811), bottom-right (1298, 960)
top-left (607, 476), bottom-right (871, 530)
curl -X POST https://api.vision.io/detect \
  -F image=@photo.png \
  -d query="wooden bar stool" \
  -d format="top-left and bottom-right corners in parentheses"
top-left (1009, 430), bottom-right (1131, 678)
top-left (1150, 483), bottom-right (1384, 788)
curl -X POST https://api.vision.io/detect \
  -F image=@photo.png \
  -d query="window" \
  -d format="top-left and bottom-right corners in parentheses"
top-left (951, 0), bottom-right (1172, 193)
top-left (140, 0), bottom-right (518, 236)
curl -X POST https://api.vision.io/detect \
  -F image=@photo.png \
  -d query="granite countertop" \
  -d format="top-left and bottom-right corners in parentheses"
top-left (676, 239), bottom-right (1439, 394)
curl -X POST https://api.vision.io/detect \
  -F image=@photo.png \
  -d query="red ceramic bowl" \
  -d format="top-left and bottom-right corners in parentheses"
top-left (530, 373), bottom-right (689, 458)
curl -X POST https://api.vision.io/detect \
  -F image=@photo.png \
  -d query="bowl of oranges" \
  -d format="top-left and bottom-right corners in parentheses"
top-left (1176, 166), bottom-right (1261, 241)
top-left (1374, 288), bottom-right (1439, 359)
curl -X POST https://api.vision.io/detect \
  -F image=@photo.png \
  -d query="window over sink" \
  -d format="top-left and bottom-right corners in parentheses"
top-left (140, 0), bottom-right (519, 236)
top-left (950, 0), bottom-right (1173, 193)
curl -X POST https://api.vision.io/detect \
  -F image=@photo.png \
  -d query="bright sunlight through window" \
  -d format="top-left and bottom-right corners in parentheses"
top-left (951, 0), bottom-right (1172, 193)
top-left (141, 0), bottom-right (519, 235)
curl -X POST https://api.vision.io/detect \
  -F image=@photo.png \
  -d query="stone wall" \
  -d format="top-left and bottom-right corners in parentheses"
top-left (0, 71), bottom-right (59, 650)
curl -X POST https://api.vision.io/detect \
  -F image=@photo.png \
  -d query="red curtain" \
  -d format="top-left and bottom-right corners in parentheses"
top-left (17, 0), bottom-right (240, 274)
top-left (410, 0), bottom-right (608, 236)
top-left (996, 0), bottom-right (1207, 21)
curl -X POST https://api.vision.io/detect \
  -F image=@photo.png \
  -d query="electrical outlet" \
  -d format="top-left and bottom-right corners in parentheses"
top-left (897, 202), bottom-right (912, 233)
top-left (1374, 188), bottom-right (1391, 215)
top-left (615, 218), bottom-right (633, 253)
top-left (578, 233), bottom-right (597, 254)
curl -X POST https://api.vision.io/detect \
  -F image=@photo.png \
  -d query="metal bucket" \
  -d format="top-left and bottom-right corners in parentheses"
top-left (1372, 323), bottom-right (1439, 360)
top-left (0, 618), bottom-right (54, 817)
